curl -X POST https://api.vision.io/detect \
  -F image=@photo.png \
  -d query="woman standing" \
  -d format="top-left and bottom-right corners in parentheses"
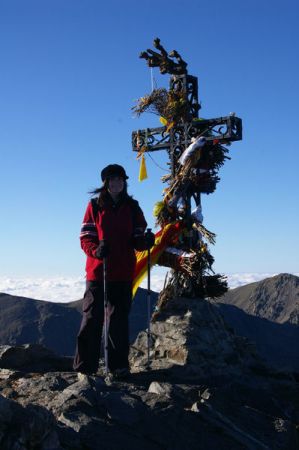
top-left (73, 164), bottom-right (154, 379)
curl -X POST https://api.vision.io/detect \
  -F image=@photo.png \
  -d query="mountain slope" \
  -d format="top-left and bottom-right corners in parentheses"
top-left (215, 303), bottom-right (299, 371)
top-left (218, 273), bottom-right (299, 324)
top-left (0, 293), bottom-right (80, 356)
top-left (0, 288), bottom-right (158, 356)
top-left (213, 273), bottom-right (299, 371)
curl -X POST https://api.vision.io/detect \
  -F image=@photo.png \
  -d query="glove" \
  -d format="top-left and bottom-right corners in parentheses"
top-left (144, 230), bottom-right (155, 248)
top-left (94, 241), bottom-right (109, 259)
top-left (133, 231), bottom-right (155, 251)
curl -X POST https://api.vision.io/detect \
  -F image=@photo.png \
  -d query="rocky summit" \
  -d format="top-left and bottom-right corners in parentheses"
top-left (0, 294), bottom-right (299, 450)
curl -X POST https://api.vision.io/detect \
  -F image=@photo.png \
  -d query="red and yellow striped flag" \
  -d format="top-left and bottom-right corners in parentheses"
top-left (132, 221), bottom-right (182, 297)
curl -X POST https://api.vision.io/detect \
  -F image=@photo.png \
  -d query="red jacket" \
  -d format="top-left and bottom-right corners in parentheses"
top-left (80, 194), bottom-right (147, 282)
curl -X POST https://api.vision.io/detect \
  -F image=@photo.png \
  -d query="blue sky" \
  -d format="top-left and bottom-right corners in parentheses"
top-left (0, 0), bottom-right (298, 279)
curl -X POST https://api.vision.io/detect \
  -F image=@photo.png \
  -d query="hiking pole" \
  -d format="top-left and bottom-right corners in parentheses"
top-left (145, 228), bottom-right (152, 370)
top-left (102, 241), bottom-right (109, 376)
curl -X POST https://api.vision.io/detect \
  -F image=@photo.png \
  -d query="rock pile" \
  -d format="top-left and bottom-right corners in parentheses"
top-left (130, 296), bottom-right (259, 380)
top-left (0, 295), bottom-right (298, 449)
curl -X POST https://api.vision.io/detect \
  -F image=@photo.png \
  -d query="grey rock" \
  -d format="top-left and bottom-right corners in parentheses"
top-left (0, 343), bottom-right (73, 372)
top-left (58, 410), bottom-right (94, 433)
top-left (0, 353), bottom-right (298, 450)
top-left (148, 381), bottom-right (173, 397)
top-left (130, 296), bottom-right (259, 380)
top-left (0, 393), bottom-right (59, 450)
top-left (98, 391), bottom-right (142, 426)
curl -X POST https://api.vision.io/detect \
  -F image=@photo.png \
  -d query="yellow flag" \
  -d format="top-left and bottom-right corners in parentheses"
top-left (138, 154), bottom-right (148, 181)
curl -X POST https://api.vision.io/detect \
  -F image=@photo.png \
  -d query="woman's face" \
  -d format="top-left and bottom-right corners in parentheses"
top-left (108, 176), bottom-right (124, 195)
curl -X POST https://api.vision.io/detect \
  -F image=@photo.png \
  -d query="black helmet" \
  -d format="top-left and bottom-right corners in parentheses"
top-left (101, 164), bottom-right (129, 182)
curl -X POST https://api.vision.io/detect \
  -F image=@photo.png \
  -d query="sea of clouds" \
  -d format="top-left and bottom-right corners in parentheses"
top-left (1, 269), bottom-right (297, 303)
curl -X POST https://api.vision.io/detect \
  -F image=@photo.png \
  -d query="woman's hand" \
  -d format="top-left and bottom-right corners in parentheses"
top-left (94, 241), bottom-right (109, 259)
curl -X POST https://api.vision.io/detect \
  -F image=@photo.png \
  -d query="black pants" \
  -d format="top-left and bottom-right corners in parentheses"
top-left (73, 281), bottom-right (132, 374)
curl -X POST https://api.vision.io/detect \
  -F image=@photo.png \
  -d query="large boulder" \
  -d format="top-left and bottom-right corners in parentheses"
top-left (130, 296), bottom-right (260, 380)
top-left (0, 343), bottom-right (73, 372)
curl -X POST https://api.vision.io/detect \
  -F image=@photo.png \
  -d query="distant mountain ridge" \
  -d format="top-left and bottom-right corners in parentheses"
top-left (217, 273), bottom-right (299, 324)
top-left (0, 293), bottom-right (80, 356)
top-left (0, 288), bottom-right (158, 357)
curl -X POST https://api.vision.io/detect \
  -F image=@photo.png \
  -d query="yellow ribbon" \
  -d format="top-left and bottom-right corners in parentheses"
top-left (136, 131), bottom-right (148, 181)
top-left (160, 116), bottom-right (174, 133)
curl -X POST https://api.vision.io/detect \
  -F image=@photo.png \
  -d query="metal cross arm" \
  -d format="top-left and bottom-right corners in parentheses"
top-left (132, 115), bottom-right (242, 153)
